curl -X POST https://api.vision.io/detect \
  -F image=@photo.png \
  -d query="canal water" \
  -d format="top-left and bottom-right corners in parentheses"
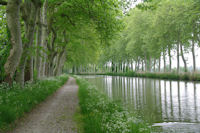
top-left (80, 75), bottom-right (200, 133)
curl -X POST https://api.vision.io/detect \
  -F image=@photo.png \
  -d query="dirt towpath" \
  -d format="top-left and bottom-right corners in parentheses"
top-left (9, 77), bottom-right (79, 133)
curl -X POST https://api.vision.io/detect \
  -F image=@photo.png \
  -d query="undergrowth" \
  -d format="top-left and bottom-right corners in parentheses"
top-left (0, 75), bottom-right (68, 131)
top-left (76, 77), bottom-right (150, 133)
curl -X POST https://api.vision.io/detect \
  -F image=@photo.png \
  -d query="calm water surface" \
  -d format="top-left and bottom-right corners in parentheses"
top-left (80, 75), bottom-right (200, 133)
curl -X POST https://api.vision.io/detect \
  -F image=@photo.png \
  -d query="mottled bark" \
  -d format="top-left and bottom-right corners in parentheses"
top-left (16, 1), bottom-right (38, 85)
top-left (40, 0), bottom-right (48, 77)
top-left (35, 8), bottom-right (42, 78)
top-left (47, 28), bottom-right (57, 76)
top-left (4, 0), bottom-right (23, 84)
top-left (54, 30), bottom-right (68, 76)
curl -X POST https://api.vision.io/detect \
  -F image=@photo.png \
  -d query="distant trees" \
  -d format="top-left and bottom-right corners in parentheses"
top-left (98, 0), bottom-right (200, 74)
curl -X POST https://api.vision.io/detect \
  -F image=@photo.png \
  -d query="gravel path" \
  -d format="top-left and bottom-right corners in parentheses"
top-left (9, 77), bottom-right (79, 133)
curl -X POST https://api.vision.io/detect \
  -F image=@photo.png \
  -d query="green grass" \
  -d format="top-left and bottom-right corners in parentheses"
top-left (76, 77), bottom-right (150, 133)
top-left (73, 107), bottom-right (84, 133)
top-left (78, 71), bottom-right (200, 81)
top-left (0, 74), bottom-right (68, 131)
top-left (104, 71), bottom-right (200, 81)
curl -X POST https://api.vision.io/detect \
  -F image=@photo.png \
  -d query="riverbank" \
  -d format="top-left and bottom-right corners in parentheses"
top-left (77, 72), bottom-right (200, 81)
top-left (76, 77), bottom-right (150, 133)
top-left (0, 75), bottom-right (68, 132)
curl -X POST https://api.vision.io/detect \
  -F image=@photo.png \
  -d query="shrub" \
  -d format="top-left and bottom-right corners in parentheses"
top-left (76, 78), bottom-right (150, 133)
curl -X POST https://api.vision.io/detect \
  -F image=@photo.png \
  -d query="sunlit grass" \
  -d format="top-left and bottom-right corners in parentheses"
top-left (0, 75), bottom-right (68, 131)
top-left (76, 77), bottom-right (150, 133)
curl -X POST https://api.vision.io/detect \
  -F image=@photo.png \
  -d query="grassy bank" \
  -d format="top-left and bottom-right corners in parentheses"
top-left (77, 71), bottom-right (200, 81)
top-left (0, 75), bottom-right (68, 131)
top-left (76, 77), bottom-right (150, 133)
top-left (105, 72), bottom-right (200, 81)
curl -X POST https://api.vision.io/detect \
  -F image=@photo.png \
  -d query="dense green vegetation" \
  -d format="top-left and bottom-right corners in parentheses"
top-left (1, 0), bottom-right (200, 132)
top-left (0, 75), bottom-right (68, 131)
top-left (71, 0), bottom-right (200, 79)
top-left (76, 77), bottom-right (151, 133)
top-left (0, 0), bottom-right (127, 85)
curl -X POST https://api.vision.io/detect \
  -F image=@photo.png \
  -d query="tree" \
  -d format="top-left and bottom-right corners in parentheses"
top-left (4, 0), bottom-right (23, 84)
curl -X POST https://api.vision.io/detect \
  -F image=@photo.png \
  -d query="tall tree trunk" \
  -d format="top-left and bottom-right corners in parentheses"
top-left (119, 63), bottom-right (120, 72)
top-left (192, 38), bottom-right (196, 73)
top-left (159, 56), bottom-right (161, 72)
top-left (120, 62), bottom-right (123, 72)
top-left (154, 58), bottom-right (156, 72)
top-left (35, 8), bottom-right (42, 78)
top-left (137, 59), bottom-right (140, 71)
top-left (131, 60), bottom-right (133, 72)
top-left (54, 31), bottom-right (68, 76)
top-left (163, 50), bottom-right (166, 72)
top-left (4, 0), bottom-right (23, 84)
top-left (25, 58), bottom-right (33, 82)
top-left (123, 62), bottom-right (125, 72)
top-left (145, 55), bottom-right (147, 72)
top-left (168, 46), bottom-right (172, 72)
top-left (180, 44), bottom-right (188, 72)
top-left (149, 56), bottom-right (151, 72)
top-left (40, 0), bottom-right (48, 77)
top-left (58, 50), bottom-right (66, 75)
top-left (49, 52), bottom-right (57, 76)
top-left (47, 27), bottom-right (57, 76)
top-left (16, 1), bottom-right (38, 85)
top-left (54, 50), bottom-right (65, 76)
top-left (142, 60), bottom-right (144, 71)
top-left (111, 61), bottom-right (115, 72)
top-left (135, 60), bottom-right (137, 71)
top-left (177, 43), bottom-right (180, 73)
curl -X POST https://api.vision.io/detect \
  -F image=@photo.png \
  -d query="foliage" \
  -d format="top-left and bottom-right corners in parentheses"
top-left (0, 75), bottom-right (68, 131)
top-left (76, 77), bottom-right (151, 133)
top-left (0, 6), bottom-right (10, 82)
top-left (97, 0), bottom-right (200, 74)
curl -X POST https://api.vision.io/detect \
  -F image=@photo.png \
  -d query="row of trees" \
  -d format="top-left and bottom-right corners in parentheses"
top-left (0, 0), bottom-right (127, 85)
top-left (98, 0), bottom-right (200, 73)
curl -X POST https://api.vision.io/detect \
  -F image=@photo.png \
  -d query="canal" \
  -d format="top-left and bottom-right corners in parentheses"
top-left (80, 75), bottom-right (200, 132)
